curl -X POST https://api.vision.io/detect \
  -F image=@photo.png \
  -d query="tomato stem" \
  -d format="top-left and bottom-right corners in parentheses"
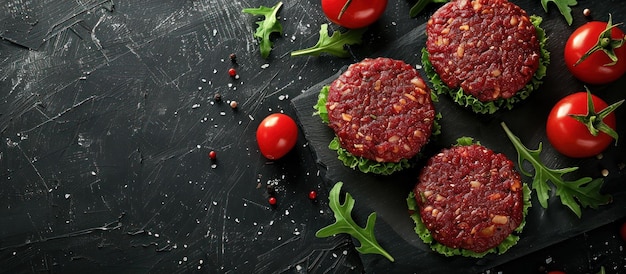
top-left (568, 88), bottom-right (624, 144)
top-left (575, 14), bottom-right (626, 67)
top-left (338, 0), bottom-right (352, 20)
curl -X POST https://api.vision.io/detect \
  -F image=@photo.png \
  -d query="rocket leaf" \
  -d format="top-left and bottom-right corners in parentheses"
top-left (243, 2), bottom-right (283, 59)
top-left (540, 0), bottom-right (577, 25)
top-left (409, 0), bottom-right (449, 18)
top-left (291, 24), bottom-right (365, 58)
top-left (316, 182), bottom-right (394, 262)
top-left (501, 122), bottom-right (611, 218)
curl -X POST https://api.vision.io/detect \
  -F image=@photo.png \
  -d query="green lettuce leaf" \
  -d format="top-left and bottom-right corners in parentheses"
top-left (329, 137), bottom-right (411, 175)
top-left (313, 85), bottom-right (330, 123)
top-left (422, 15), bottom-right (550, 114)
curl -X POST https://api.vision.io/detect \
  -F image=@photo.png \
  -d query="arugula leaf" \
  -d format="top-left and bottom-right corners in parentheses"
top-left (316, 182), bottom-right (394, 262)
top-left (242, 2), bottom-right (284, 59)
top-left (540, 0), bottom-right (577, 25)
top-left (409, 0), bottom-right (449, 18)
top-left (291, 24), bottom-right (366, 58)
top-left (501, 122), bottom-right (611, 218)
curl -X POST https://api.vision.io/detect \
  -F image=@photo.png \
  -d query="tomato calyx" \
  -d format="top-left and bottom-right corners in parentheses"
top-left (575, 14), bottom-right (626, 67)
top-left (569, 89), bottom-right (624, 143)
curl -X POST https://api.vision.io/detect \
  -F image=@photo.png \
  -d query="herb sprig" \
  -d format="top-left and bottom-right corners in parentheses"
top-left (291, 24), bottom-right (365, 58)
top-left (242, 2), bottom-right (284, 59)
top-left (409, 0), bottom-right (449, 17)
top-left (540, 0), bottom-right (577, 25)
top-left (501, 122), bottom-right (611, 218)
top-left (316, 182), bottom-right (394, 262)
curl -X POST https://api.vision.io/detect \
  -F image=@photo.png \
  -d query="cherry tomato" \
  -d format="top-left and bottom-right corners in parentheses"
top-left (321, 0), bottom-right (388, 29)
top-left (546, 92), bottom-right (618, 158)
top-left (256, 113), bottom-right (298, 160)
top-left (564, 17), bottom-right (626, 84)
top-left (620, 222), bottom-right (626, 242)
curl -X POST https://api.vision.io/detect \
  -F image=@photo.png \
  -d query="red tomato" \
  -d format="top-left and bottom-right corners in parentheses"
top-left (564, 19), bottom-right (626, 84)
top-left (321, 0), bottom-right (388, 29)
top-left (546, 92), bottom-right (618, 158)
top-left (620, 222), bottom-right (626, 242)
top-left (256, 113), bottom-right (298, 160)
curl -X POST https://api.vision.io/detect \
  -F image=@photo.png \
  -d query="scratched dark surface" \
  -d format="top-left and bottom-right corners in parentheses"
top-left (0, 0), bottom-right (625, 273)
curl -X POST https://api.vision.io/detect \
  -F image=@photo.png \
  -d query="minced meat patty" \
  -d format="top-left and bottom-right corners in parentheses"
top-left (426, 0), bottom-right (540, 102)
top-left (414, 144), bottom-right (524, 253)
top-left (326, 58), bottom-right (435, 163)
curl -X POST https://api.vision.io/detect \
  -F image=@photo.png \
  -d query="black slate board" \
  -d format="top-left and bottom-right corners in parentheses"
top-left (291, 1), bottom-right (626, 272)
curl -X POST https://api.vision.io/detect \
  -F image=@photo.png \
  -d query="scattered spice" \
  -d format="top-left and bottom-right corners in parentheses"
top-left (209, 150), bottom-right (217, 160)
top-left (601, 169), bottom-right (609, 177)
top-left (214, 93), bottom-right (222, 102)
top-left (228, 68), bottom-right (237, 77)
top-left (266, 184), bottom-right (276, 195)
top-left (583, 8), bottom-right (591, 17)
top-left (230, 101), bottom-right (238, 109)
top-left (308, 190), bottom-right (317, 200)
top-left (268, 196), bottom-right (277, 206)
top-left (229, 53), bottom-right (237, 62)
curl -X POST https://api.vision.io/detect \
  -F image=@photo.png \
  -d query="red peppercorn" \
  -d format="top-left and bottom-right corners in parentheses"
top-left (308, 190), bottom-right (317, 200)
top-left (268, 197), bottom-right (277, 206)
top-left (228, 68), bottom-right (237, 77)
top-left (208, 150), bottom-right (217, 160)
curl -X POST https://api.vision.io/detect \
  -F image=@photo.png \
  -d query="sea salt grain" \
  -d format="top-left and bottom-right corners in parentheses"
top-left (601, 169), bottom-right (609, 177)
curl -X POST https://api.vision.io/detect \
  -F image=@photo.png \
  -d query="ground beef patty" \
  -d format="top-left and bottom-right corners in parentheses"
top-left (414, 144), bottom-right (524, 253)
top-left (426, 0), bottom-right (540, 102)
top-left (326, 58), bottom-right (435, 163)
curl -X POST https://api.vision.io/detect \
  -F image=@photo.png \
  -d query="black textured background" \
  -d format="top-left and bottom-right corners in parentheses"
top-left (1, 0), bottom-right (625, 273)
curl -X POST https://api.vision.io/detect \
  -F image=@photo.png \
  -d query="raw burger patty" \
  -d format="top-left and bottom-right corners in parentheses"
top-left (326, 57), bottom-right (435, 163)
top-left (426, 0), bottom-right (540, 102)
top-left (414, 144), bottom-right (524, 253)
